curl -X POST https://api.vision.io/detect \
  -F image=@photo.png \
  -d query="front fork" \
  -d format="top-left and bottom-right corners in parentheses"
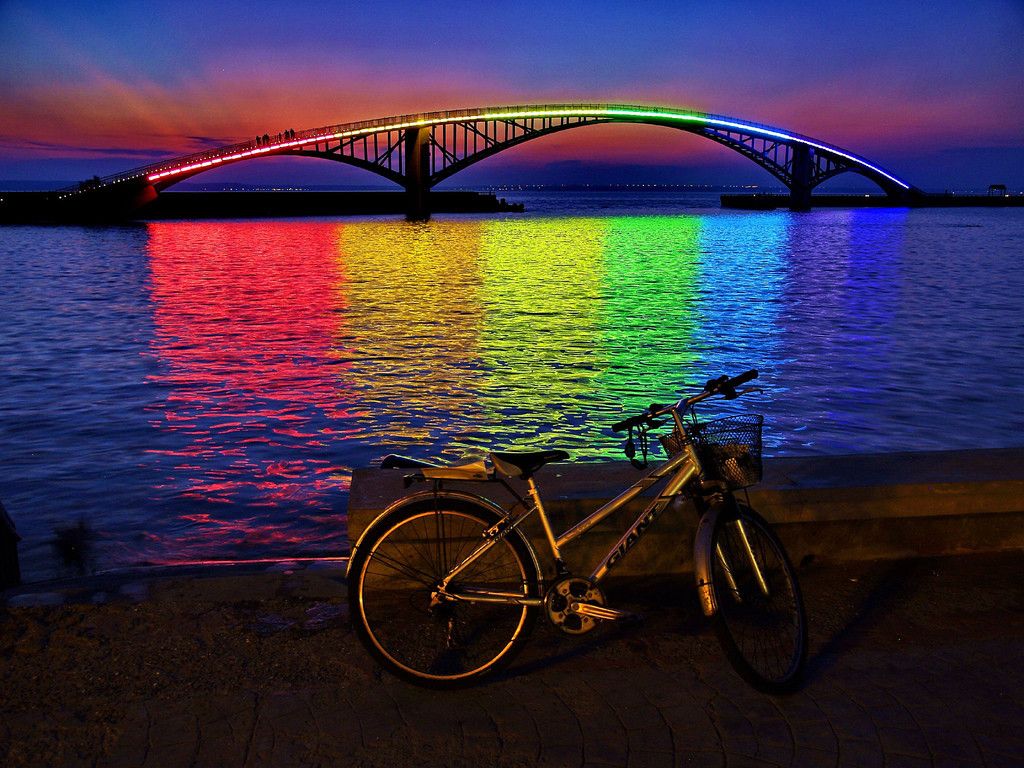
top-left (693, 491), bottom-right (768, 617)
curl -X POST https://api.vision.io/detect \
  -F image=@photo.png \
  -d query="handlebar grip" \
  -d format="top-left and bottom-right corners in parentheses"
top-left (704, 369), bottom-right (759, 399)
top-left (726, 369), bottom-right (759, 388)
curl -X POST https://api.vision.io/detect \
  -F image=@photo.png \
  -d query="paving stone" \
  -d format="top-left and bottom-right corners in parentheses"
top-left (751, 719), bottom-right (792, 749)
top-left (922, 727), bottom-right (983, 764)
top-left (671, 726), bottom-right (720, 757)
top-left (978, 752), bottom-right (1024, 768)
top-left (869, 704), bottom-right (921, 732)
top-left (876, 726), bottom-right (931, 760)
top-left (752, 739), bottom-right (793, 766)
top-left (537, 742), bottom-right (584, 766)
top-left (675, 750), bottom-right (725, 768)
top-left (790, 718), bottom-right (837, 753)
top-left (605, 698), bottom-right (664, 732)
top-left (772, 695), bottom-right (828, 724)
top-left (98, 706), bottom-right (149, 768)
top-left (491, 705), bottom-right (541, 760)
top-left (627, 749), bottom-right (675, 768)
top-left (883, 754), bottom-right (933, 768)
top-left (974, 733), bottom-right (1024, 766)
top-left (788, 745), bottom-right (839, 767)
top-left (836, 737), bottom-right (882, 767)
top-left (577, 695), bottom-right (628, 766)
top-left (930, 756), bottom-right (984, 768)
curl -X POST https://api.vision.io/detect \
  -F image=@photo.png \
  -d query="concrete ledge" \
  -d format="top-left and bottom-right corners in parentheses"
top-left (348, 448), bottom-right (1024, 578)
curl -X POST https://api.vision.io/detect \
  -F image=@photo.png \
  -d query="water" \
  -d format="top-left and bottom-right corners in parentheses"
top-left (2, 192), bottom-right (1023, 580)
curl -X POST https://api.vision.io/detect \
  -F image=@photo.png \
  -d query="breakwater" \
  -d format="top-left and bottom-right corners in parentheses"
top-left (138, 191), bottom-right (524, 219)
top-left (0, 190), bottom-right (523, 223)
top-left (722, 192), bottom-right (1024, 210)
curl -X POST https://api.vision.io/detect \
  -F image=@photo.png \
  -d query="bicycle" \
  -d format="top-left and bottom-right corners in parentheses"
top-left (347, 369), bottom-right (808, 693)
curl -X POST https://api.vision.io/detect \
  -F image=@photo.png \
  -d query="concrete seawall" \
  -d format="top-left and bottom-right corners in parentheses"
top-left (349, 448), bottom-right (1024, 578)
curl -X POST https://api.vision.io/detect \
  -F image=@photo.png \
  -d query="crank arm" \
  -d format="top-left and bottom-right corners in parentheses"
top-left (569, 602), bottom-right (640, 622)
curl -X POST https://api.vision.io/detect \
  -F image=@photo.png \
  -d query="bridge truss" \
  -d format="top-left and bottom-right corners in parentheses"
top-left (289, 112), bottom-right (611, 189)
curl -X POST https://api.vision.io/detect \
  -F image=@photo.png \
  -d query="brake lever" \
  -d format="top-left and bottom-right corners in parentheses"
top-left (624, 434), bottom-right (636, 459)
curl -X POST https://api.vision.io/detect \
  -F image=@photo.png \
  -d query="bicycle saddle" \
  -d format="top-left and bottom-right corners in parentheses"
top-left (490, 450), bottom-right (570, 480)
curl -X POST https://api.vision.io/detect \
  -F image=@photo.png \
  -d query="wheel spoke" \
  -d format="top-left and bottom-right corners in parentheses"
top-left (365, 547), bottom-right (438, 586)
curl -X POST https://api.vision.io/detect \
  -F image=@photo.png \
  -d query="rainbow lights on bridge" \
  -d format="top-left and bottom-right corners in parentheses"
top-left (144, 105), bottom-right (911, 191)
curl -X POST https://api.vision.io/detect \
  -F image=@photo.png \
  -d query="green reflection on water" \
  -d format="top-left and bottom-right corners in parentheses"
top-left (597, 215), bottom-right (702, 414)
top-left (476, 218), bottom-right (609, 452)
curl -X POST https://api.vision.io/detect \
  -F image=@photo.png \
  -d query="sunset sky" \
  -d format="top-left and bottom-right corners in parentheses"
top-left (1, 0), bottom-right (1021, 191)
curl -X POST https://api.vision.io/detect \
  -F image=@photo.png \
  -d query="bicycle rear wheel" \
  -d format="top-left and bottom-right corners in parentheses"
top-left (709, 503), bottom-right (807, 693)
top-left (348, 497), bottom-right (540, 687)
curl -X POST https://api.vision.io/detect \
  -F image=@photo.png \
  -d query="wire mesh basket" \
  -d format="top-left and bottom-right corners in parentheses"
top-left (659, 414), bottom-right (764, 489)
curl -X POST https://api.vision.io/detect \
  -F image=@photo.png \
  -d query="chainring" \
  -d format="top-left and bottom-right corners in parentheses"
top-left (543, 576), bottom-right (607, 635)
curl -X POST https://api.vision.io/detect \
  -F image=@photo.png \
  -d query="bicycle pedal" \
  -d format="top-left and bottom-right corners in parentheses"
top-left (570, 602), bottom-right (640, 622)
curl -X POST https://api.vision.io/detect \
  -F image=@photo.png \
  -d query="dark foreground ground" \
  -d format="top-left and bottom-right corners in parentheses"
top-left (2, 551), bottom-right (1023, 767)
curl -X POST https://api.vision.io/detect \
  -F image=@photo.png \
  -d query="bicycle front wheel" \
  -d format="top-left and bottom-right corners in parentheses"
top-left (348, 497), bottom-right (540, 687)
top-left (709, 503), bottom-right (807, 693)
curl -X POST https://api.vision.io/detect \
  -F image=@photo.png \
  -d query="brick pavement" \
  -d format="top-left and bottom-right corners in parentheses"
top-left (3, 552), bottom-right (1023, 767)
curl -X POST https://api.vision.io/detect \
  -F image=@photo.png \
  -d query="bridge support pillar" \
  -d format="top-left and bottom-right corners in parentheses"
top-left (789, 144), bottom-right (814, 212)
top-left (404, 127), bottom-right (431, 221)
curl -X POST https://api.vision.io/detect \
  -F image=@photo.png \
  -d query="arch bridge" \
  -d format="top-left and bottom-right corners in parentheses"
top-left (58, 103), bottom-right (920, 217)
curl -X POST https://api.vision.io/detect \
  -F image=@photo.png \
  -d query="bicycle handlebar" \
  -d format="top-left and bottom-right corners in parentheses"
top-left (610, 369), bottom-right (760, 434)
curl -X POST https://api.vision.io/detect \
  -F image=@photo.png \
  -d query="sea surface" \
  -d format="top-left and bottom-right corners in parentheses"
top-left (2, 191), bottom-right (1023, 581)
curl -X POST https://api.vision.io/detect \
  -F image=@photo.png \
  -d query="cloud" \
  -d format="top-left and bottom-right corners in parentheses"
top-left (0, 138), bottom-right (176, 159)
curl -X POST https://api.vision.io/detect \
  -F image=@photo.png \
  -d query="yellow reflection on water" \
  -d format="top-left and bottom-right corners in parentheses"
top-left (475, 218), bottom-right (610, 451)
top-left (335, 220), bottom-right (485, 450)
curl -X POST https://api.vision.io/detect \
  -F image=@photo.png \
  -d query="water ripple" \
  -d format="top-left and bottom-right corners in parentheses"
top-left (1, 200), bottom-right (1022, 578)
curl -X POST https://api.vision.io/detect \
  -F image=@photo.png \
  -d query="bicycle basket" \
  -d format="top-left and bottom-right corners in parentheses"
top-left (661, 414), bottom-right (764, 489)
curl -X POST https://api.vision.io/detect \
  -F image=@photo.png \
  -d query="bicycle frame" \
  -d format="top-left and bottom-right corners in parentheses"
top-left (437, 411), bottom-right (708, 605)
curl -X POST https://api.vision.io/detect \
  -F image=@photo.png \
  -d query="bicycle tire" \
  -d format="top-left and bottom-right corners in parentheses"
top-left (708, 502), bottom-right (807, 693)
top-left (348, 496), bottom-right (541, 687)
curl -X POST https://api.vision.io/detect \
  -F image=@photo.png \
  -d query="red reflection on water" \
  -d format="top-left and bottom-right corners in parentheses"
top-left (145, 221), bottom-right (351, 562)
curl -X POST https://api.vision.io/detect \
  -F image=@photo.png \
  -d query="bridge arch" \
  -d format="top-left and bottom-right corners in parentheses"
top-left (62, 104), bottom-right (920, 215)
